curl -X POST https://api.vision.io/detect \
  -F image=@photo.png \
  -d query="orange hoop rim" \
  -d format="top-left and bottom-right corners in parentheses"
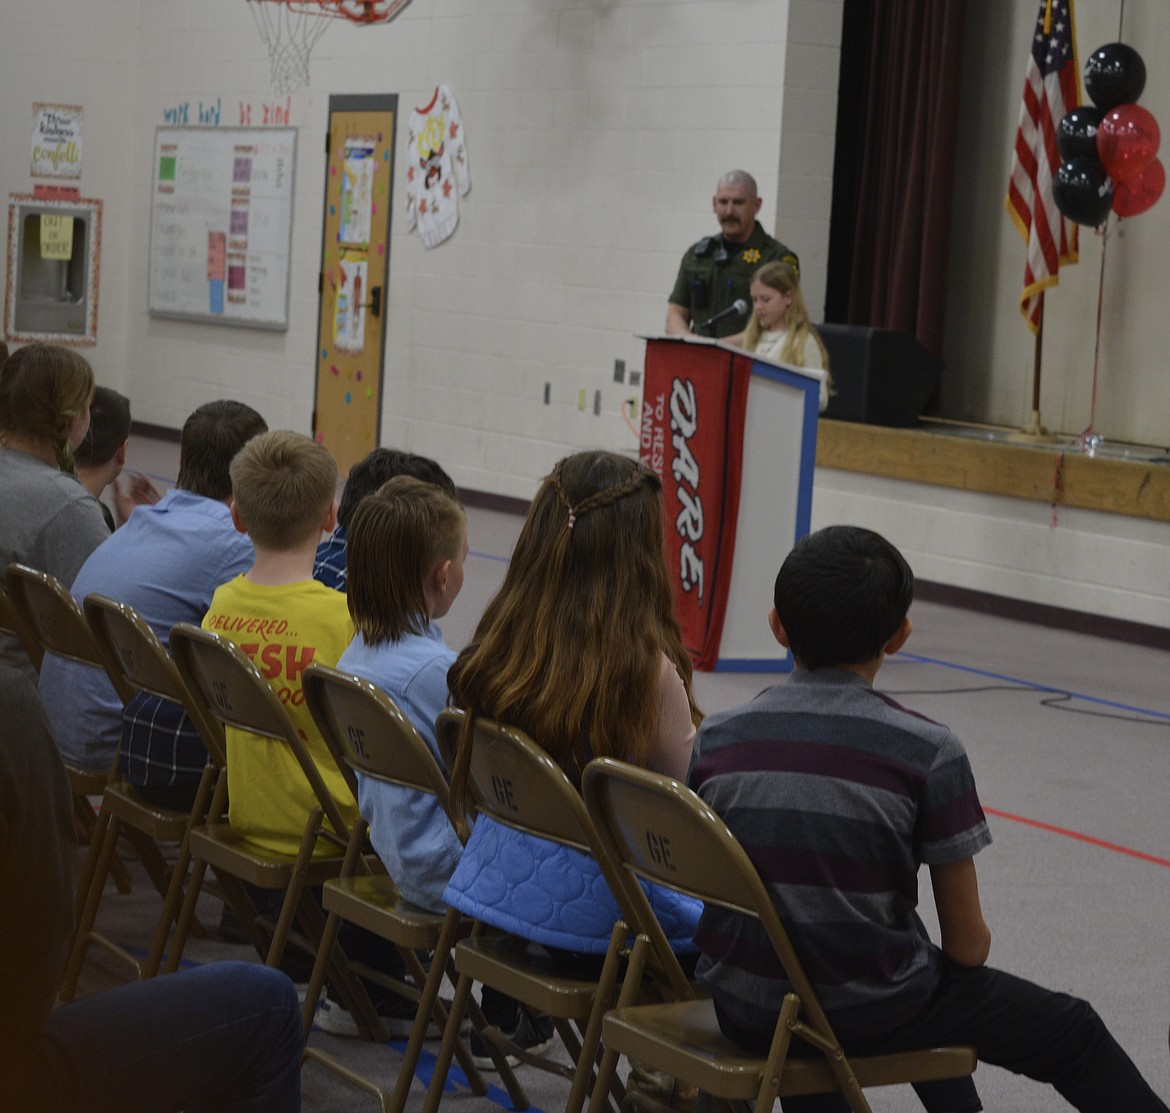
top-left (246, 0), bottom-right (412, 24)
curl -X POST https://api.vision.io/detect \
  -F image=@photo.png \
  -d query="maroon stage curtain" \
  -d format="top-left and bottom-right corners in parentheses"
top-left (827, 0), bottom-right (967, 362)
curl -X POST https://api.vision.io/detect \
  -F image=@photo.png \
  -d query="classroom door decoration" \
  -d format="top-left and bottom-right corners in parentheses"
top-left (405, 85), bottom-right (469, 249)
top-left (314, 95), bottom-right (397, 477)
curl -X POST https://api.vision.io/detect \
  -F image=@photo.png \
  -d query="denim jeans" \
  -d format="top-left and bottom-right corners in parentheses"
top-left (13, 962), bottom-right (302, 1113)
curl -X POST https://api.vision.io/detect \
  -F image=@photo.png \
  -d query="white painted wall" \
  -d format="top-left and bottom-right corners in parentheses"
top-left (3, 0), bottom-right (1167, 618)
top-left (0, 0), bottom-right (842, 502)
top-left (813, 465), bottom-right (1170, 629)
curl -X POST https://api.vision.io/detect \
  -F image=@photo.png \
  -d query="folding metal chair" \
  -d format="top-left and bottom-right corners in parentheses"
top-left (421, 709), bottom-right (634, 1113)
top-left (57, 594), bottom-right (224, 998)
top-left (166, 623), bottom-right (380, 1035)
top-left (0, 581), bottom-right (44, 672)
top-left (4, 563), bottom-right (139, 896)
top-left (300, 664), bottom-right (527, 1113)
top-left (581, 759), bottom-right (978, 1113)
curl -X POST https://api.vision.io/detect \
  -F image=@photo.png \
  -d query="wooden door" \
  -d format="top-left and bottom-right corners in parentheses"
top-left (312, 94), bottom-right (397, 475)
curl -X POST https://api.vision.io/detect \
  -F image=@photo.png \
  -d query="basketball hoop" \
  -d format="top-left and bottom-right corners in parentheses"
top-left (247, 0), bottom-right (413, 95)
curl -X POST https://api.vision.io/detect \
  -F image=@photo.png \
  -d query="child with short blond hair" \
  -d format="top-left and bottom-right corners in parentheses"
top-left (203, 430), bottom-right (357, 856)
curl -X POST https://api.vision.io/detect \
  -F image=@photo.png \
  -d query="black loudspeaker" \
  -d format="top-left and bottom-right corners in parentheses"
top-left (818, 324), bottom-right (943, 428)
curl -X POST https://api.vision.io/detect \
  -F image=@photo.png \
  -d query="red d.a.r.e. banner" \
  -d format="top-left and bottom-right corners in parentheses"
top-left (640, 340), bottom-right (751, 671)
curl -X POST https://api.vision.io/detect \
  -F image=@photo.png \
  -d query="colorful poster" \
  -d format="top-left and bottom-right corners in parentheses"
top-left (39, 214), bottom-right (74, 260)
top-left (207, 231), bottom-right (226, 281)
top-left (405, 85), bottom-right (470, 249)
top-left (207, 231), bottom-right (226, 315)
top-left (32, 104), bottom-right (83, 180)
top-left (339, 138), bottom-right (376, 246)
top-left (333, 258), bottom-right (367, 351)
top-left (639, 342), bottom-right (751, 670)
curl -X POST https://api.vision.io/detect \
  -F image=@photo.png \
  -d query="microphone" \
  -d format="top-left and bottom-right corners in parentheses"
top-left (698, 298), bottom-right (748, 335)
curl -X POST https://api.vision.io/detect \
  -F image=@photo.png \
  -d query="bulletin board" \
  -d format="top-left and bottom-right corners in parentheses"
top-left (148, 126), bottom-right (296, 330)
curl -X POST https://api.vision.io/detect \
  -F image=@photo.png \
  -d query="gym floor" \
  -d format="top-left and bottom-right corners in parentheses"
top-left (72, 435), bottom-right (1170, 1111)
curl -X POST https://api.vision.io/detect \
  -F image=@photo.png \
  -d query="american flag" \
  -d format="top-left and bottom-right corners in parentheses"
top-left (1006, 0), bottom-right (1081, 334)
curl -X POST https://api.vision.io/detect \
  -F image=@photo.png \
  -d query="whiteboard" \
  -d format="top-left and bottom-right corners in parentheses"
top-left (148, 127), bottom-right (296, 330)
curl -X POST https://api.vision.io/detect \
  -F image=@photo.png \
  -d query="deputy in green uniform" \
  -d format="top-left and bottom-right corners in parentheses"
top-left (666, 170), bottom-right (800, 339)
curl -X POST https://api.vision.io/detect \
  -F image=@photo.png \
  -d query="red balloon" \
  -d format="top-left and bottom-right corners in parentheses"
top-left (1112, 157), bottom-right (1165, 217)
top-left (1097, 104), bottom-right (1161, 182)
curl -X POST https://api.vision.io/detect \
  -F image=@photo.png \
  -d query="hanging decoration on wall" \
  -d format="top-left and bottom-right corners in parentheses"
top-left (404, 85), bottom-right (470, 250)
top-left (31, 104), bottom-right (83, 180)
top-left (1052, 42), bottom-right (1163, 227)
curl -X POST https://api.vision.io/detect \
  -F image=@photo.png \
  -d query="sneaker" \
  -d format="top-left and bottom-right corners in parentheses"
top-left (314, 989), bottom-right (440, 1040)
top-left (470, 1008), bottom-right (556, 1070)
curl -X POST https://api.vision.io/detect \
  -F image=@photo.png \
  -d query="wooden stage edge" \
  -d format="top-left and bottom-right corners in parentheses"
top-left (816, 418), bottom-right (1170, 523)
top-left (816, 418), bottom-right (1170, 649)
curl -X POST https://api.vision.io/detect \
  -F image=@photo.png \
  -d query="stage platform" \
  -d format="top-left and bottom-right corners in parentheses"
top-left (817, 418), bottom-right (1170, 523)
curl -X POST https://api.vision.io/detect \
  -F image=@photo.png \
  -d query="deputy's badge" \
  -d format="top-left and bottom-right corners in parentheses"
top-left (742, 248), bottom-right (762, 264)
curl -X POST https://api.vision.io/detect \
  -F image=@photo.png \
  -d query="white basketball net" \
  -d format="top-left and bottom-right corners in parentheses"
top-left (248, 1), bottom-right (334, 95)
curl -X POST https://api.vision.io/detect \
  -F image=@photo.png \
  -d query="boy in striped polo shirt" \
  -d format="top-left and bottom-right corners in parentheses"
top-left (691, 525), bottom-right (1167, 1113)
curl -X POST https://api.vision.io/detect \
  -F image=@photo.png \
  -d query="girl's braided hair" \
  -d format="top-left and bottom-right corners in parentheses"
top-left (447, 450), bottom-right (699, 832)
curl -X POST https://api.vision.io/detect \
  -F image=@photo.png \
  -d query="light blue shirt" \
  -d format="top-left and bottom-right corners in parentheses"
top-left (337, 622), bottom-right (464, 913)
top-left (38, 489), bottom-right (253, 771)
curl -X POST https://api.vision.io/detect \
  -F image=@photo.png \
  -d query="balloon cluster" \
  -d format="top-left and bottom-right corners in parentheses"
top-left (1054, 43), bottom-right (1163, 226)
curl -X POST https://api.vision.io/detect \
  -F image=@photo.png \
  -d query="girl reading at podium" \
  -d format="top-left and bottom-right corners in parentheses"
top-left (730, 261), bottom-right (832, 412)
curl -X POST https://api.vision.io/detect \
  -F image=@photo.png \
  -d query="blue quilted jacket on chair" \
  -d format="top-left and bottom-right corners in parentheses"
top-left (444, 815), bottom-right (701, 954)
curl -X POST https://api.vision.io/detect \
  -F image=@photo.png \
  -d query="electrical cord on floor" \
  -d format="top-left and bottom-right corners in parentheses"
top-left (880, 684), bottom-right (1170, 728)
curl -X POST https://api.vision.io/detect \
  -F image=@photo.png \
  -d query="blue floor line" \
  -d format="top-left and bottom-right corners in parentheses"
top-left (404, 1043), bottom-right (536, 1111)
top-left (893, 651), bottom-right (1170, 722)
top-left (302, 1029), bottom-right (537, 1112)
top-left (469, 548), bottom-right (510, 564)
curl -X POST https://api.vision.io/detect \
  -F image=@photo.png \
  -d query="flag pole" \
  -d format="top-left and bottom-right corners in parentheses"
top-left (1023, 297), bottom-right (1046, 435)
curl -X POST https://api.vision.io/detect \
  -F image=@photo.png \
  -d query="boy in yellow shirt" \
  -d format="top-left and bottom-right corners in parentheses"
top-left (203, 430), bottom-right (357, 856)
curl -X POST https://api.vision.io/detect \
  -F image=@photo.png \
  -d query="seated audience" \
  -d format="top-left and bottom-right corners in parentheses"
top-left (338, 474), bottom-right (467, 911)
top-left (444, 450), bottom-right (704, 1063)
top-left (689, 525), bottom-right (1169, 1113)
top-left (0, 344), bottom-right (108, 680)
top-left (315, 446), bottom-right (458, 591)
top-left (73, 385), bottom-right (162, 530)
top-left (0, 664), bottom-right (302, 1113)
top-left (38, 400), bottom-right (267, 794)
top-left (208, 431), bottom-right (419, 1036)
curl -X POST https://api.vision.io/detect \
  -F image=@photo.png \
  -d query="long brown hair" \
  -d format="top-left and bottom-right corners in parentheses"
top-left (0, 344), bottom-right (95, 473)
top-left (447, 450), bottom-right (699, 833)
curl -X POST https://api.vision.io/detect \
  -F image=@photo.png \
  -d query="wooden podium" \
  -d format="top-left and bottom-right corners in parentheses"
top-left (640, 336), bottom-right (824, 672)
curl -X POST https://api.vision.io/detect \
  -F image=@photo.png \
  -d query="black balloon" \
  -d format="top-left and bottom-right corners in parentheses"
top-left (1084, 43), bottom-right (1147, 110)
top-left (1057, 107), bottom-right (1104, 161)
top-left (1053, 158), bottom-right (1114, 227)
